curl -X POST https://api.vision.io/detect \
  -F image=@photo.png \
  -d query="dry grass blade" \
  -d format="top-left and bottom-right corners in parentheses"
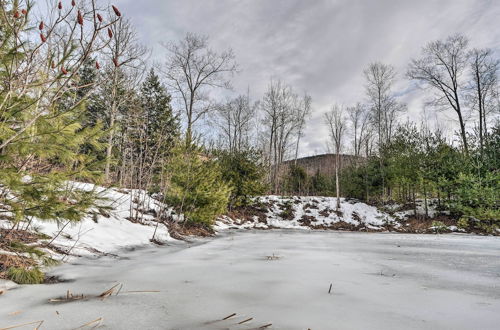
top-left (259, 324), bottom-right (273, 329)
top-left (238, 317), bottom-right (253, 324)
top-left (222, 313), bottom-right (236, 320)
top-left (0, 320), bottom-right (44, 330)
top-left (115, 283), bottom-right (123, 296)
top-left (71, 317), bottom-right (103, 329)
top-left (98, 283), bottom-right (121, 300)
top-left (7, 311), bottom-right (22, 316)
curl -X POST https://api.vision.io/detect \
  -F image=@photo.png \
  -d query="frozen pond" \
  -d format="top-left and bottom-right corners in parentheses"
top-left (1, 231), bottom-right (499, 329)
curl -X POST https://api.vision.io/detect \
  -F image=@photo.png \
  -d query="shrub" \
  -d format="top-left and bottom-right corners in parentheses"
top-left (164, 146), bottom-right (232, 226)
top-left (7, 267), bottom-right (45, 285)
top-left (431, 221), bottom-right (447, 233)
top-left (216, 149), bottom-right (267, 207)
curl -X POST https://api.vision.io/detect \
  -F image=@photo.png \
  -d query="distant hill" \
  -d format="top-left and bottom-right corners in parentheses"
top-left (282, 153), bottom-right (361, 177)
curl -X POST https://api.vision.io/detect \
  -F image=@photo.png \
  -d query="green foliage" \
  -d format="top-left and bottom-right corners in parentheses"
top-left (216, 149), bottom-right (267, 207)
top-left (340, 158), bottom-right (383, 202)
top-left (339, 122), bottom-right (499, 229)
top-left (284, 164), bottom-right (309, 195)
top-left (311, 170), bottom-right (333, 196)
top-left (457, 217), bottom-right (469, 230)
top-left (449, 172), bottom-right (499, 222)
top-left (6, 266), bottom-right (45, 285)
top-left (164, 145), bottom-right (232, 225)
top-left (140, 68), bottom-right (179, 151)
top-left (278, 200), bottom-right (294, 219)
top-left (7, 241), bottom-right (59, 267)
top-left (0, 4), bottom-right (103, 226)
top-left (431, 221), bottom-right (447, 233)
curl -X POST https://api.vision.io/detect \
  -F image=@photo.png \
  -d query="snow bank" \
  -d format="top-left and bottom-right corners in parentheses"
top-left (5, 182), bottom-right (176, 258)
top-left (216, 196), bottom-right (396, 231)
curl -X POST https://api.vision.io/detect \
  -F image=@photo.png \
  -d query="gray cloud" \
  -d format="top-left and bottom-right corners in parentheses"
top-left (117, 0), bottom-right (500, 156)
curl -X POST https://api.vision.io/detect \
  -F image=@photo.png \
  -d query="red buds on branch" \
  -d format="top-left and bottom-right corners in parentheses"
top-left (112, 58), bottom-right (119, 67)
top-left (108, 28), bottom-right (113, 38)
top-left (58, 2), bottom-right (62, 10)
top-left (21, 9), bottom-right (27, 15)
top-left (13, 10), bottom-right (20, 18)
top-left (111, 5), bottom-right (121, 17)
top-left (77, 10), bottom-right (83, 25)
top-left (61, 66), bottom-right (68, 74)
top-left (39, 21), bottom-right (44, 30)
top-left (71, 0), bottom-right (76, 7)
top-left (95, 61), bottom-right (100, 69)
top-left (40, 33), bottom-right (47, 43)
top-left (97, 13), bottom-right (103, 22)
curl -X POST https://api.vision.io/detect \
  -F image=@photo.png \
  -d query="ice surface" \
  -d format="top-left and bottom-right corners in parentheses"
top-left (1, 231), bottom-right (499, 329)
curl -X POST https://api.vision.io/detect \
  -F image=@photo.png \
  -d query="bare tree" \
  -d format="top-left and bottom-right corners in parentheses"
top-left (162, 33), bottom-right (237, 146)
top-left (467, 48), bottom-right (499, 152)
top-left (213, 92), bottom-right (256, 152)
top-left (294, 93), bottom-right (312, 164)
top-left (364, 62), bottom-right (403, 149)
top-left (101, 18), bottom-right (147, 182)
top-left (260, 79), bottom-right (306, 192)
top-left (325, 105), bottom-right (346, 211)
top-left (407, 34), bottom-right (470, 153)
top-left (364, 62), bottom-right (404, 202)
top-left (347, 103), bottom-right (370, 157)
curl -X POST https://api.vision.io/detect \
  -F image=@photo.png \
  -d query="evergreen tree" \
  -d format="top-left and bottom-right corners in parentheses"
top-left (164, 145), bottom-right (231, 226)
top-left (0, 1), bottom-right (107, 229)
top-left (140, 68), bottom-right (179, 155)
top-left (216, 149), bottom-right (267, 207)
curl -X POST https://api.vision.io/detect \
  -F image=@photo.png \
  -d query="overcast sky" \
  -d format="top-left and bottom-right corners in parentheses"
top-left (116, 0), bottom-right (500, 156)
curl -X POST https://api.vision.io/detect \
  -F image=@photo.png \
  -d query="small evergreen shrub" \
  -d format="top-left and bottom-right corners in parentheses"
top-left (164, 145), bottom-right (232, 226)
top-left (431, 221), bottom-right (447, 233)
top-left (7, 267), bottom-right (45, 285)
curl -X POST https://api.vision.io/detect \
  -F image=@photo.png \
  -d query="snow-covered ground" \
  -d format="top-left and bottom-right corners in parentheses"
top-left (0, 183), bottom-right (175, 259)
top-left (217, 196), bottom-right (397, 230)
top-left (1, 231), bottom-right (499, 330)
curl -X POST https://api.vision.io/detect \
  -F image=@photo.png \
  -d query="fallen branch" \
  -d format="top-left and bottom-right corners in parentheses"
top-left (0, 320), bottom-right (44, 330)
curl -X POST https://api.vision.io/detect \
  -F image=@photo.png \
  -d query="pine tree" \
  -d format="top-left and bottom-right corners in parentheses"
top-left (140, 68), bottom-right (179, 156)
top-left (0, 0), bottom-right (108, 230)
top-left (164, 145), bottom-right (231, 226)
